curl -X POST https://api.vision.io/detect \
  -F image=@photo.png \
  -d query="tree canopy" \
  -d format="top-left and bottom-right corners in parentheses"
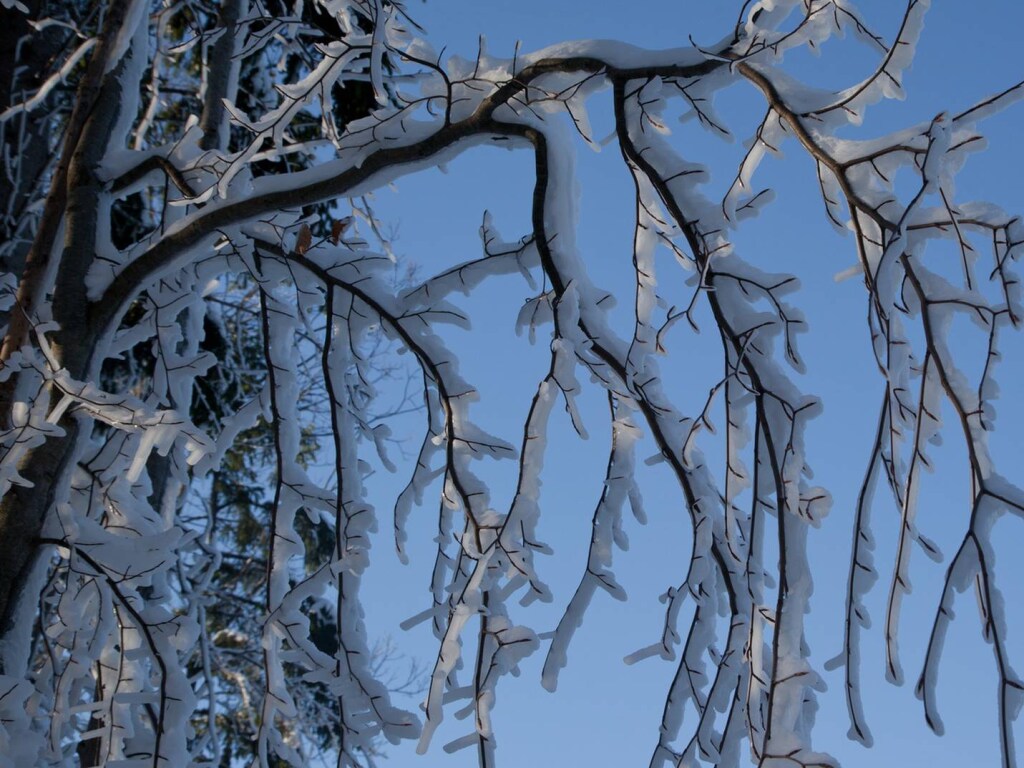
top-left (0, 1), bottom-right (1022, 767)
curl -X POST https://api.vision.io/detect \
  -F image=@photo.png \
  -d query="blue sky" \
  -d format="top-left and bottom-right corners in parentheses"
top-left (348, 3), bottom-right (1024, 766)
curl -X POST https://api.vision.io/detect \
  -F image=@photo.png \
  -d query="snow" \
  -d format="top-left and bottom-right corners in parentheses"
top-left (541, 399), bottom-right (642, 691)
top-left (0, 39), bottom-right (96, 124)
top-left (103, 0), bottom-right (148, 75)
top-left (4, 1), bottom-right (1023, 765)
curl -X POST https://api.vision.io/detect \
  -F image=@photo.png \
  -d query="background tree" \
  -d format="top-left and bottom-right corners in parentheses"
top-left (0, 1), bottom-right (1021, 767)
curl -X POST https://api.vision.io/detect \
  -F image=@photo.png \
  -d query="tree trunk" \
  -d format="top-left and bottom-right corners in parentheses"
top-left (0, 0), bottom-right (135, 674)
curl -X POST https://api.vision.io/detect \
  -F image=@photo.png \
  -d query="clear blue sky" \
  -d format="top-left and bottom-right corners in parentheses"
top-left (350, 3), bottom-right (1024, 766)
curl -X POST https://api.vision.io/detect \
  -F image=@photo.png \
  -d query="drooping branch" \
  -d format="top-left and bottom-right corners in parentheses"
top-left (1, 3), bottom-right (1022, 767)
